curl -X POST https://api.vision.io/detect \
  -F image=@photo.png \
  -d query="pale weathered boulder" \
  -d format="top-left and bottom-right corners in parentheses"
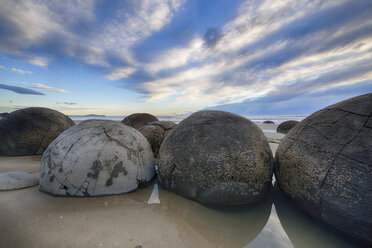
top-left (276, 120), bottom-right (299, 134)
top-left (139, 121), bottom-right (176, 158)
top-left (0, 107), bottom-right (74, 156)
top-left (39, 120), bottom-right (155, 196)
top-left (158, 110), bottom-right (273, 206)
top-left (275, 93), bottom-right (372, 244)
top-left (122, 113), bottom-right (159, 130)
top-left (0, 172), bottom-right (39, 190)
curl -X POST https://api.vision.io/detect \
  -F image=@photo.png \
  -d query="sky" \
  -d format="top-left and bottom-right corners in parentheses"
top-left (0, 0), bottom-right (371, 116)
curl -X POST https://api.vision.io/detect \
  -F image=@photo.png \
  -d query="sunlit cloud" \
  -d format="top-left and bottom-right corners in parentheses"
top-left (28, 56), bottom-right (50, 67)
top-left (106, 67), bottom-right (137, 80)
top-left (32, 83), bottom-right (70, 93)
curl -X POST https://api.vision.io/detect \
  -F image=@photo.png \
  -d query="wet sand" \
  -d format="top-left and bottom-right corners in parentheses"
top-left (0, 126), bottom-right (363, 248)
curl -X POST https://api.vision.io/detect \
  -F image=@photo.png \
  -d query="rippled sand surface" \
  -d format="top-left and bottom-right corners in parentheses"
top-left (0, 130), bottom-right (365, 248)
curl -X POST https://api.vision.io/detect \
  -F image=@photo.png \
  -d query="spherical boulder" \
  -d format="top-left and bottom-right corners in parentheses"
top-left (276, 120), bottom-right (299, 134)
top-left (39, 120), bottom-right (155, 196)
top-left (122, 113), bottom-right (159, 130)
top-left (0, 107), bottom-right (74, 156)
top-left (275, 93), bottom-right (372, 244)
top-left (158, 110), bottom-right (273, 206)
top-left (139, 121), bottom-right (176, 158)
top-left (263, 120), bottom-right (275, 124)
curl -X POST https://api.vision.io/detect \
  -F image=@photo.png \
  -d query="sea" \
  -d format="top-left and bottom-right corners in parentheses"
top-left (68, 115), bottom-right (307, 124)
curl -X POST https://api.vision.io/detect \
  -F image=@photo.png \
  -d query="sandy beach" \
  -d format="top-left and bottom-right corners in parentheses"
top-left (0, 123), bottom-right (361, 248)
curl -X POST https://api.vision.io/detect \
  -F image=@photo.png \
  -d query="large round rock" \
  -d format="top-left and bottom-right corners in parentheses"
top-left (139, 121), bottom-right (176, 158)
top-left (158, 110), bottom-right (273, 206)
top-left (0, 107), bottom-right (74, 156)
top-left (122, 113), bottom-right (159, 130)
top-left (276, 120), bottom-right (299, 134)
top-left (275, 93), bottom-right (372, 244)
top-left (39, 120), bottom-right (155, 196)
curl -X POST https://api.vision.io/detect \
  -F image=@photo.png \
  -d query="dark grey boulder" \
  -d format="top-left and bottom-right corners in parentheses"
top-left (275, 93), bottom-right (372, 244)
top-left (263, 120), bottom-right (275, 124)
top-left (158, 110), bottom-right (273, 206)
top-left (122, 113), bottom-right (158, 130)
top-left (276, 120), bottom-right (299, 134)
top-left (39, 120), bottom-right (155, 196)
top-left (0, 112), bottom-right (9, 117)
top-left (0, 107), bottom-right (74, 156)
top-left (138, 121), bottom-right (176, 159)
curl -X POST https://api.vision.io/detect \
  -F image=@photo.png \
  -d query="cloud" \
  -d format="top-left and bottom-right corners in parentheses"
top-left (0, 0), bottom-right (186, 70)
top-left (11, 67), bottom-right (32, 74)
top-left (0, 83), bottom-right (45, 95)
top-left (136, 0), bottom-right (372, 107)
top-left (0, 65), bottom-right (5, 70)
top-left (106, 67), bottom-right (136, 80)
top-left (32, 83), bottom-right (70, 93)
top-left (28, 56), bottom-right (50, 67)
top-left (56, 102), bottom-right (77, 105)
top-left (0, 0), bottom-right (371, 114)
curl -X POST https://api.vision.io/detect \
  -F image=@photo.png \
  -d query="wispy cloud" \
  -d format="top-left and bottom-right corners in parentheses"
top-left (11, 67), bottom-right (32, 74)
top-left (56, 102), bottom-right (77, 105)
top-left (32, 83), bottom-right (70, 93)
top-left (0, 83), bottom-right (44, 95)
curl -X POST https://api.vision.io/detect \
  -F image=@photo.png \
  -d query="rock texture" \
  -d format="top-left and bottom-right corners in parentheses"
top-left (139, 121), bottom-right (176, 158)
top-left (39, 120), bottom-right (155, 196)
top-left (122, 113), bottom-right (159, 130)
top-left (0, 172), bottom-right (39, 190)
top-left (275, 93), bottom-right (372, 244)
top-left (263, 120), bottom-right (275, 124)
top-left (0, 107), bottom-right (74, 156)
top-left (276, 120), bottom-right (299, 134)
top-left (158, 110), bottom-right (273, 206)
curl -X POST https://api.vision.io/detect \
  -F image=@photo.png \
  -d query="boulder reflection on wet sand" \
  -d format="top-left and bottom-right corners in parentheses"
top-left (158, 183), bottom-right (272, 247)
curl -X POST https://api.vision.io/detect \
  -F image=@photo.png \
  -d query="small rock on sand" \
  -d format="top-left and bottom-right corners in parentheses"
top-left (0, 172), bottom-right (39, 190)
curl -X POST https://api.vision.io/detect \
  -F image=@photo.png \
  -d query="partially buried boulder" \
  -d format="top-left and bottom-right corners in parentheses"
top-left (158, 110), bottom-right (273, 206)
top-left (139, 121), bottom-right (176, 159)
top-left (276, 120), bottom-right (299, 134)
top-left (0, 107), bottom-right (74, 156)
top-left (0, 172), bottom-right (39, 190)
top-left (275, 93), bottom-right (372, 244)
top-left (263, 120), bottom-right (275, 124)
top-left (122, 113), bottom-right (159, 130)
top-left (39, 120), bottom-right (155, 196)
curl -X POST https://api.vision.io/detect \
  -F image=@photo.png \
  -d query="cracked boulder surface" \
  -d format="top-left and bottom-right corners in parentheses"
top-left (274, 93), bottom-right (372, 244)
top-left (157, 110), bottom-right (273, 207)
top-left (139, 121), bottom-right (177, 159)
top-left (276, 120), bottom-right (299, 134)
top-left (39, 119), bottom-right (155, 196)
top-left (122, 113), bottom-right (159, 130)
top-left (0, 107), bottom-right (74, 156)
